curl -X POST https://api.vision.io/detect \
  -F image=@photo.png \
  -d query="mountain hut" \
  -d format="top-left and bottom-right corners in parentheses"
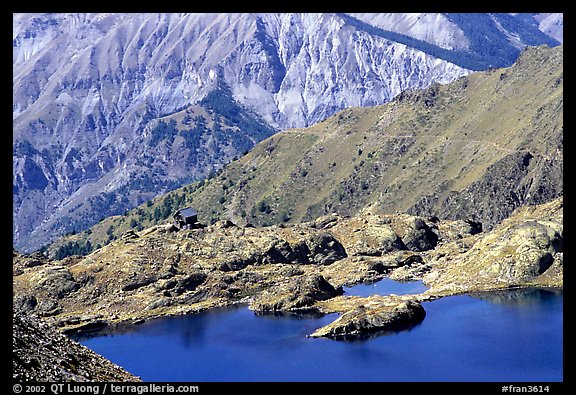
top-left (173, 207), bottom-right (198, 229)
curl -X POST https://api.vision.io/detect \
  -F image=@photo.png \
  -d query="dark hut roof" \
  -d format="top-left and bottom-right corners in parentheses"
top-left (175, 207), bottom-right (197, 218)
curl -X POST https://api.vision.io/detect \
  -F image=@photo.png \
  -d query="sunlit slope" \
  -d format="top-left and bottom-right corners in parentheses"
top-left (49, 45), bottom-right (562, 256)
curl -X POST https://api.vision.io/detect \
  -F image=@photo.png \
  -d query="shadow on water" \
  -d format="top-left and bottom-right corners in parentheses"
top-left (343, 278), bottom-right (428, 297)
top-left (253, 308), bottom-right (327, 320)
top-left (327, 317), bottom-right (426, 342)
top-left (468, 287), bottom-right (563, 306)
top-left (71, 304), bottom-right (245, 344)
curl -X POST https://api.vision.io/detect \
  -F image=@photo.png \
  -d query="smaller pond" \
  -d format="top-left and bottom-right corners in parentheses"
top-left (343, 278), bottom-right (428, 297)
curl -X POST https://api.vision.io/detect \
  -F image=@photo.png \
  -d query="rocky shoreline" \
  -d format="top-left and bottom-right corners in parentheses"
top-left (13, 198), bottom-right (562, 379)
top-left (13, 311), bottom-right (139, 382)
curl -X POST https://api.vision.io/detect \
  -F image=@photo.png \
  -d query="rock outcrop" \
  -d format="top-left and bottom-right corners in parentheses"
top-left (310, 298), bottom-right (426, 340)
top-left (250, 274), bottom-right (343, 313)
top-left (13, 311), bottom-right (139, 382)
top-left (422, 197), bottom-right (563, 293)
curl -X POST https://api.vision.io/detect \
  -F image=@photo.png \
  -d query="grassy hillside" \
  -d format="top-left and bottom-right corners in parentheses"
top-left (47, 45), bottom-right (563, 259)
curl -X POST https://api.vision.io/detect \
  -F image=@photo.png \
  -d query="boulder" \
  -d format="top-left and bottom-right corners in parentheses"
top-left (312, 213), bottom-right (340, 229)
top-left (218, 256), bottom-right (256, 272)
top-left (214, 219), bottom-right (237, 229)
top-left (305, 233), bottom-right (348, 265)
top-left (367, 251), bottom-right (424, 273)
top-left (479, 219), bottom-right (563, 282)
top-left (348, 223), bottom-right (404, 256)
top-left (425, 199), bottom-right (563, 290)
top-left (261, 239), bottom-right (307, 264)
top-left (436, 219), bottom-right (483, 242)
top-left (121, 275), bottom-right (158, 292)
top-left (121, 230), bottom-right (139, 240)
top-left (259, 233), bottom-right (346, 265)
top-left (173, 273), bottom-right (208, 295)
top-left (13, 295), bottom-right (38, 314)
top-left (393, 217), bottom-right (438, 252)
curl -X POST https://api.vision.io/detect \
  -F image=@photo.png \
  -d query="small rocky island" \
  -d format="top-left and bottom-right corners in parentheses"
top-left (13, 197), bottom-right (562, 365)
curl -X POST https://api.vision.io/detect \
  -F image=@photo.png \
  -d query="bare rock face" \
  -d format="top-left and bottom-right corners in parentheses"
top-left (310, 299), bottom-right (426, 340)
top-left (13, 311), bottom-right (139, 382)
top-left (478, 219), bottom-right (562, 282)
top-left (257, 232), bottom-right (347, 265)
top-left (343, 221), bottom-right (404, 257)
top-left (301, 233), bottom-right (348, 265)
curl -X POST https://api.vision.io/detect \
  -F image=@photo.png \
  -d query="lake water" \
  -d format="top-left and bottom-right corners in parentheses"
top-left (75, 285), bottom-right (563, 382)
top-left (343, 278), bottom-right (428, 297)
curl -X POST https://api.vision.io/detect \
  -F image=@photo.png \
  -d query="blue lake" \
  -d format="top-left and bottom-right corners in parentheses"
top-left (343, 278), bottom-right (428, 297)
top-left (75, 286), bottom-right (563, 382)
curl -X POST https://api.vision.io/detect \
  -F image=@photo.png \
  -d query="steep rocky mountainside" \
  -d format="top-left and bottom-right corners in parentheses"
top-left (349, 13), bottom-right (563, 49)
top-left (57, 44), bottom-right (561, 255)
top-left (13, 311), bottom-right (139, 382)
top-left (13, 197), bottom-right (562, 342)
top-left (13, 13), bottom-right (561, 253)
top-left (186, 45), bottom-right (563, 230)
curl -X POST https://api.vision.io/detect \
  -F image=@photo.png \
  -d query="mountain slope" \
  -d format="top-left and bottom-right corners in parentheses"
top-left (13, 13), bottom-right (561, 252)
top-left (341, 13), bottom-right (560, 70)
top-left (192, 44), bottom-right (560, 230)
top-left (48, 44), bottom-right (562, 258)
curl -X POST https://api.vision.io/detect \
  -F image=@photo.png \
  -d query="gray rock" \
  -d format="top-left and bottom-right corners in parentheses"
top-left (121, 275), bottom-right (158, 292)
top-left (13, 295), bottom-right (38, 314)
top-left (145, 297), bottom-right (175, 311)
top-left (261, 239), bottom-right (307, 264)
top-left (312, 214), bottom-right (340, 229)
top-left (258, 233), bottom-right (346, 265)
top-left (218, 256), bottom-right (255, 272)
top-left (173, 273), bottom-right (208, 295)
top-left (367, 252), bottom-right (424, 273)
top-left (305, 233), bottom-right (348, 265)
top-left (394, 217), bottom-right (438, 252)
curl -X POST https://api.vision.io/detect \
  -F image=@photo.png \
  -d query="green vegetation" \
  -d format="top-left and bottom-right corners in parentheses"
top-left (199, 82), bottom-right (275, 148)
top-left (13, 139), bottom-right (38, 156)
top-left (444, 13), bottom-right (559, 66)
top-left (54, 240), bottom-right (93, 260)
top-left (149, 119), bottom-right (178, 147)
